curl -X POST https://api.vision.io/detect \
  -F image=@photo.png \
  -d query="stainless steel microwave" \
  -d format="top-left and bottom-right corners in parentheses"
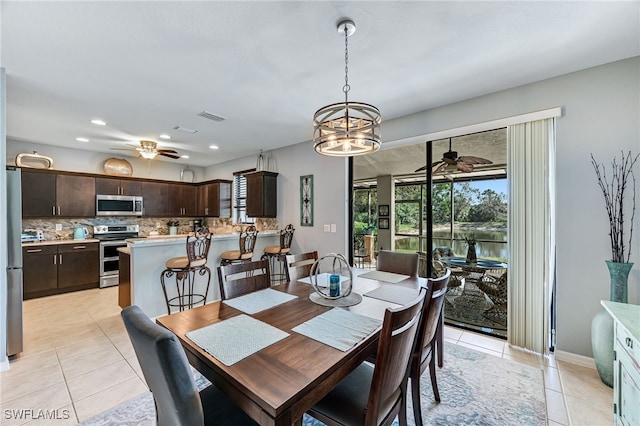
top-left (96, 194), bottom-right (143, 216)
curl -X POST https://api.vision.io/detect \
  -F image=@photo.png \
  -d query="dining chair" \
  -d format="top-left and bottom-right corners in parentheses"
top-left (306, 287), bottom-right (426, 426)
top-left (220, 225), bottom-right (258, 266)
top-left (284, 251), bottom-right (318, 282)
top-left (376, 250), bottom-right (419, 277)
top-left (160, 227), bottom-right (212, 314)
top-left (217, 259), bottom-right (270, 300)
top-left (121, 305), bottom-right (256, 426)
top-left (409, 269), bottom-right (450, 426)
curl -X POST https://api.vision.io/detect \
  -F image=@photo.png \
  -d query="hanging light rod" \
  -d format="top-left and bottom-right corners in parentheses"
top-left (312, 19), bottom-right (381, 157)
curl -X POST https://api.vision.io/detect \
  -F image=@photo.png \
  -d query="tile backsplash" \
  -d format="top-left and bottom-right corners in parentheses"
top-left (23, 217), bottom-right (279, 241)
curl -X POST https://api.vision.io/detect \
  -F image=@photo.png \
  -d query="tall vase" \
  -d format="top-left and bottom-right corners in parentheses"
top-left (591, 261), bottom-right (633, 387)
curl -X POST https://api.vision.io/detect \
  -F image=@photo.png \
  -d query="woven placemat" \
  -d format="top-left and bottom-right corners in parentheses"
top-left (358, 270), bottom-right (410, 284)
top-left (223, 288), bottom-right (298, 314)
top-left (363, 285), bottom-right (419, 305)
top-left (292, 308), bottom-right (381, 351)
top-left (186, 314), bottom-right (289, 366)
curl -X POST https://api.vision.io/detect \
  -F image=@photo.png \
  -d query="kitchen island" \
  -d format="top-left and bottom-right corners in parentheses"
top-left (124, 231), bottom-right (279, 317)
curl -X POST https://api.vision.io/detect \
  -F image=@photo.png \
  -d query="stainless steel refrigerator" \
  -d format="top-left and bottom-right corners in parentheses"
top-left (6, 167), bottom-right (23, 356)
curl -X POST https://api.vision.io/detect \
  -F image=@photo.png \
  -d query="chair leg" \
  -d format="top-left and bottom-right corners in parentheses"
top-left (399, 381), bottom-right (409, 426)
top-left (437, 310), bottom-right (444, 368)
top-left (429, 354), bottom-right (441, 402)
top-left (411, 372), bottom-right (423, 426)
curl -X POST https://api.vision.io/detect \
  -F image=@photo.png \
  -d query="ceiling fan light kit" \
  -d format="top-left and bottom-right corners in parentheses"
top-left (313, 19), bottom-right (381, 157)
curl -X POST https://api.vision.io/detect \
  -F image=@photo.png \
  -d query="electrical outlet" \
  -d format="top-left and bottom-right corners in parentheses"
top-left (55, 224), bottom-right (62, 231)
top-left (156, 222), bottom-right (161, 228)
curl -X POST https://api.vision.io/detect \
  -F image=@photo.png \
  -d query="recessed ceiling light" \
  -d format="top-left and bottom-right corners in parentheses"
top-left (209, 145), bottom-right (219, 150)
top-left (181, 155), bottom-right (190, 159)
top-left (159, 134), bottom-right (171, 139)
top-left (91, 119), bottom-right (107, 126)
top-left (76, 137), bottom-right (89, 142)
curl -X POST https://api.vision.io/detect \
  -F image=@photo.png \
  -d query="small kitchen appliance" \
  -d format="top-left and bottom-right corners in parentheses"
top-left (73, 227), bottom-right (89, 240)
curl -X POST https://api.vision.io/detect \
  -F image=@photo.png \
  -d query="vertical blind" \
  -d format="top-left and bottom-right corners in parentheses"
top-left (507, 118), bottom-right (556, 354)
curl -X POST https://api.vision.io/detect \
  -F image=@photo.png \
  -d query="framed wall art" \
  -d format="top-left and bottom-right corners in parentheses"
top-left (300, 175), bottom-right (314, 226)
top-left (378, 204), bottom-right (389, 217)
top-left (378, 217), bottom-right (389, 229)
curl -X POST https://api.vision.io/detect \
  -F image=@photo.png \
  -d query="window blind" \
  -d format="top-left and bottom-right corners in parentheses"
top-left (233, 168), bottom-right (256, 223)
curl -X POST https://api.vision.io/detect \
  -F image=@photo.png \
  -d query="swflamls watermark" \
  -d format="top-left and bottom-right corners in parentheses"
top-left (4, 409), bottom-right (71, 420)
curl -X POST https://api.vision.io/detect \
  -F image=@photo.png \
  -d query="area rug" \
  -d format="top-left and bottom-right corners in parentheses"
top-left (81, 343), bottom-right (546, 426)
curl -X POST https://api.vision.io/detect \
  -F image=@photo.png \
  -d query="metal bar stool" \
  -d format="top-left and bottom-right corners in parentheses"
top-left (160, 228), bottom-right (212, 314)
top-left (220, 225), bottom-right (258, 266)
top-left (261, 224), bottom-right (294, 286)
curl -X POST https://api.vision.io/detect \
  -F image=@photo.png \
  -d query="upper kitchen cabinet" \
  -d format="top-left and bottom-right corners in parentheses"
top-left (168, 183), bottom-right (198, 217)
top-left (140, 181), bottom-right (169, 216)
top-left (22, 170), bottom-right (95, 218)
top-left (197, 180), bottom-right (231, 217)
top-left (95, 177), bottom-right (141, 196)
top-left (246, 171), bottom-right (278, 218)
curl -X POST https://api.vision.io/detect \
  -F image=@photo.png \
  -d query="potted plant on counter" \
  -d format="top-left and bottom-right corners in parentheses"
top-left (167, 220), bottom-right (179, 235)
top-left (590, 150), bottom-right (638, 387)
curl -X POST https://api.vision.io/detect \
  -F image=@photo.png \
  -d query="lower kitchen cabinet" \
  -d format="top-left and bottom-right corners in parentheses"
top-left (22, 242), bottom-right (99, 299)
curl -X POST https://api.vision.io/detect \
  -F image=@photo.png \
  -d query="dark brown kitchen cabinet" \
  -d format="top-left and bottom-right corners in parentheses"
top-left (95, 177), bottom-right (141, 196)
top-left (22, 245), bottom-right (58, 296)
top-left (246, 171), bottom-right (278, 218)
top-left (140, 181), bottom-right (169, 216)
top-left (168, 183), bottom-right (198, 216)
top-left (197, 180), bottom-right (231, 217)
top-left (57, 243), bottom-right (99, 288)
top-left (22, 242), bottom-right (99, 299)
top-left (21, 171), bottom-right (95, 217)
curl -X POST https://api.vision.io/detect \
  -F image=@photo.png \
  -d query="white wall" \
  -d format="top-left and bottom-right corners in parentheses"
top-left (205, 144), bottom-right (350, 259)
top-left (6, 140), bottom-right (206, 182)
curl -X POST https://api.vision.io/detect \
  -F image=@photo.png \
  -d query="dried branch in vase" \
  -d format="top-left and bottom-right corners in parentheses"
top-left (591, 151), bottom-right (639, 263)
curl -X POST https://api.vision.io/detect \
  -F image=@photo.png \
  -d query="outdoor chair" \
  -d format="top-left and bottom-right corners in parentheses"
top-left (477, 270), bottom-right (508, 324)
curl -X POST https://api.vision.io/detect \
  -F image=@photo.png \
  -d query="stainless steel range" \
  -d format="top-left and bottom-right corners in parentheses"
top-left (93, 224), bottom-right (139, 288)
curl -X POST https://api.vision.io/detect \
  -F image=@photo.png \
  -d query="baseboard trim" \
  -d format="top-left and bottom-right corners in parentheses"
top-left (555, 350), bottom-right (596, 369)
top-left (0, 358), bottom-right (9, 372)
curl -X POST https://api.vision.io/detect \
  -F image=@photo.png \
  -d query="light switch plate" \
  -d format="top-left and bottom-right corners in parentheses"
top-left (323, 224), bottom-right (330, 232)
top-left (330, 224), bottom-right (337, 233)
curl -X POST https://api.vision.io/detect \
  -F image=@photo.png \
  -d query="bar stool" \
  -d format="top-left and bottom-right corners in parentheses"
top-left (160, 228), bottom-right (212, 314)
top-left (220, 225), bottom-right (258, 266)
top-left (261, 224), bottom-right (294, 285)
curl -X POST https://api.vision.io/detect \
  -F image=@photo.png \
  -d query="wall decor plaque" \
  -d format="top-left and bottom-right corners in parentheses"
top-left (300, 175), bottom-right (313, 227)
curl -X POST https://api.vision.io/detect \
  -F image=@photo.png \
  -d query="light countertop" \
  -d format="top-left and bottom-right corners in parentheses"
top-left (22, 238), bottom-right (100, 247)
top-left (127, 230), bottom-right (279, 246)
top-left (601, 300), bottom-right (640, 342)
top-left (117, 247), bottom-right (131, 255)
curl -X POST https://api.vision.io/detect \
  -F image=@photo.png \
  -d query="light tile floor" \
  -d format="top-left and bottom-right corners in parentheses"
top-left (1, 287), bottom-right (612, 425)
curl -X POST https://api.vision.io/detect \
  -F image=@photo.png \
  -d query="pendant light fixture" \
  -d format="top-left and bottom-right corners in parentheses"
top-left (313, 19), bottom-right (381, 156)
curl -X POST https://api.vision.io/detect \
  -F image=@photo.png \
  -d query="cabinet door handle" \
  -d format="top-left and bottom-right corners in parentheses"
top-left (73, 246), bottom-right (86, 250)
top-left (53, 255), bottom-right (57, 265)
top-left (27, 249), bottom-right (42, 253)
top-left (52, 206), bottom-right (56, 216)
top-left (205, 207), bottom-right (209, 215)
top-left (57, 206), bottom-right (61, 215)
top-left (59, 254), bottom-right (63, 264)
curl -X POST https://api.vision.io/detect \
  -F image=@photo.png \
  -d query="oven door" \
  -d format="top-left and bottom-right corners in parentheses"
top-left (100, 240), bottom-right (127, 276)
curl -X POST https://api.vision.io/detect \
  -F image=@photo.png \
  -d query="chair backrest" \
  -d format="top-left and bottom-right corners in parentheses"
top-left (365, 288), bottom-right (426, 425)
top-left (284, 251), bottom-right (318, 282)
top-left (217, 259), bottom-right (270, 300)
top-left (239, 225), bottom-right (258, 256)
top-left (414, 269), bottom-right (450, 365)
top-left (121, 305), bottom-right (204, 426)
top-left (376, 250), bottom-right (419, 277)
top-left (279, 224), bottom-right (295, 250)
top-left (186, 228), bottom-right (212, 268)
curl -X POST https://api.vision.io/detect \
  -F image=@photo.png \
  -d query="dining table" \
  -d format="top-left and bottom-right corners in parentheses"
top-left (156, 269), bottom-right (427, 426)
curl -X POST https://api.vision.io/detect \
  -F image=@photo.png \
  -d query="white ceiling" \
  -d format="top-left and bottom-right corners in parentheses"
top-left (2, 1), bottom-right (639, 167)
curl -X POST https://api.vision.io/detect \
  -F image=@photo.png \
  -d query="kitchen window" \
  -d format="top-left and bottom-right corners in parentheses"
top-left (233, 168), bottom-right (256, 224)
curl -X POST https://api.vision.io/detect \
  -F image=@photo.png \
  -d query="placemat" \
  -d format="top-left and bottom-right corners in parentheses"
top-left (292, 308), bottom-right (382, 351)
top-left (363, 285), bottom-right (419, 305)
top-left (186, 314), bottom-right (289, 366)
top-left (358, 270), bottom-right (410, 284)
top-left (223, 288), bottom-right (298, 314)
top-left (298, 273), bottom-right (350, 287)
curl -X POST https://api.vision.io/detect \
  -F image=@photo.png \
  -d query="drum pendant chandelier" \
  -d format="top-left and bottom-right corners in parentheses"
top-left (312, 20), bottom-right (381, 157)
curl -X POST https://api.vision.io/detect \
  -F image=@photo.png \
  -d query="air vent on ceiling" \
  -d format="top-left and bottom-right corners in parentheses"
top-left (197, 110), bottom-right (226, 122)
top-left (173, 126), bottom-right (198, 134)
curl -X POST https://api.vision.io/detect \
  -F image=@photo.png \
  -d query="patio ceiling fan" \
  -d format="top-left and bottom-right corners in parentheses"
top-left (415, 138), bottom-right (492, 174)
top-left (111, 140), bottom-right (180, 160)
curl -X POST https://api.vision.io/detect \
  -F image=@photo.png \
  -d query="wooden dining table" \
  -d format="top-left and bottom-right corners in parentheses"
top-left (156, 272), bottom-right (427, 426)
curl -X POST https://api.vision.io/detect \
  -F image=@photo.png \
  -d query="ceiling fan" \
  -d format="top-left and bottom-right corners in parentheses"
top-left (111, 140), bottom-right (180, 160)
top-left (414, 138), bottom-right (492, 174)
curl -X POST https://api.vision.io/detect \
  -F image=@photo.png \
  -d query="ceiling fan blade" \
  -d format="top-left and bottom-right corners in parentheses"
top-left (458, 155), bottom-right (493, 165)
top-left (432, 162), bottom-right (448, 175)
top-left (456, 162), bottom-right (475, 173)
top-left (158, 149), bottom-right (178, 154)
top-left (159, 152), bottom-right (181, 159)
top-left (414, 165), bottom-right (427, 173)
